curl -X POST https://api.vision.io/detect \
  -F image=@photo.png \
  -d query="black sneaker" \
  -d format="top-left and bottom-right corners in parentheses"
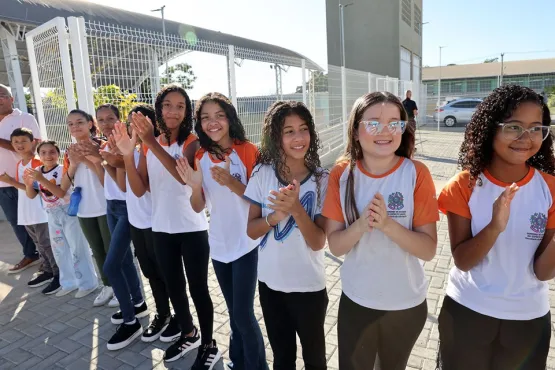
top-left (111, 301), bottom-right (149, 324)
top-left (107, 320), bottom-right (142, 351)
top-left (42, 275), bottom-right (61, 295)
top-left (192, 340), bottom-right (222, 370)
top-left (28, 271), bottom-right (53, 288)
top-left (141, 314), bottom-right (170, 342)
top-left (163, 327), bottom-right (201, 362)
top-left (160, 315), bottom-right (181, 343)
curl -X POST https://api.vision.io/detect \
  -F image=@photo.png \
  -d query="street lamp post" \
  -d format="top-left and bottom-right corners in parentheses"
top-left (151, 5), bottom-right (168, 78)
top-left (339, 3), bottom-right (354, 68)
top-left (437, 45), bottom-right (446, 131)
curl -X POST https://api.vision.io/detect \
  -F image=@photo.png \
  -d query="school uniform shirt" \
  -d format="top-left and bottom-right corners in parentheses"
top-left (322, 158), bottom-right (438, 310)
top-left (15, 158), bottom-right (48, 225)
top-left (145, 135), bottom-right (208, 234)
top-left (102, 144), bottom-right (126, 201)
top-left (39, 164), bottom-right (69, 209)
top-left (244, 164), bottom-right (328, 293)
top-left (195, 142), bottom-right (258, 263)
top-left (126, 147), bottom-right (152, 230)
top-left (438, 168), bottom-right (555, 320)
top-left (0, 109), bottom-right (41, 187)
top-left (63, 151), bottom-right (107, 218)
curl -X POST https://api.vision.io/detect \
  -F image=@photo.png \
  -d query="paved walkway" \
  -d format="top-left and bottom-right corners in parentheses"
top-left (0, 130), bottom-right (554, 369)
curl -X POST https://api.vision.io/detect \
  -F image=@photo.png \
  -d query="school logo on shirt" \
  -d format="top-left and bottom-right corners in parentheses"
top-left (526, 212), bottom-right (547, 241)
top-left (173, 154), bottom-right (181, 160)
top-left (232, 173), bottom-right (242, 182)
top-left (387, 192), bottom-right (407, 219)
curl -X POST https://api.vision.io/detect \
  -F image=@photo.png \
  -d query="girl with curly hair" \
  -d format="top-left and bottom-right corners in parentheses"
top-left (175, 92), bottom-right (265, 370)
top-left (116, 85), bottom-right (219, 368)
top-left (437, 85), bottom-right (555, 369)
top-left (323, 92), bottom-right (438, 370)
top-left (244, 101), bottom-right (328, 370)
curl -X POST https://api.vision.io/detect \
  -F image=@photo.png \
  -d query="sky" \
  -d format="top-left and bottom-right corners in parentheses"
top-left (87, 0), bottom-right (555, 98)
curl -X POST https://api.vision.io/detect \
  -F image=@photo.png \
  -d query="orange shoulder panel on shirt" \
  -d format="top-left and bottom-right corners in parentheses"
top-left (181, 134), bottom-right (199, 156)
top-left (31, 158), bottom-right (43, 169)
top-left (438, 170), bottom-right (474, 219)
top-left (15, 160), bottom-right (22, 182)
top-left (194, 148), bottom-right (206, 170)
top-left (412, 160), bottom-right (440, 227)
top-left (234, 141), bottom-right (259, 181)
top-left (539, 171), bottom-right (555, 229)
top-left (322, 161), bottom-right (349, 223)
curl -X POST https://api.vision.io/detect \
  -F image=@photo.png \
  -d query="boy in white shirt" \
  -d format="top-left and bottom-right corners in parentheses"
top-left (0, 128), bottom-right (60, 294)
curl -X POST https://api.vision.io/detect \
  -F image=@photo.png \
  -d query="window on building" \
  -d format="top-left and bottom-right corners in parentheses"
top-left (402, 0), bottom-right (412, 27)
top-left (529, 77), bottom-right (544, 90)
top-left (414, 5), bottom-right (422, 35)
top-left (451, 82), bottom-right (463, 94)
top-left (400, 47), bottom-right (411, 81)
top-left (545, 76), bottom-right (555, 89)
top-left (479, 80), bottom-right (492, 92)
top-left (467, 80), bottom-right (479, 92)
top-left (427, 83), bottom-right (436, 95)
top-left (412, 54), bottom-right (421, 82)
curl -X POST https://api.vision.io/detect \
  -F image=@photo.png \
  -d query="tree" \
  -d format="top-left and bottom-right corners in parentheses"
top-left (296, 71), bottom-right (328, 93)
top-left (160, 63), bottom-right (196, 88)
top-left (484, 58), bottom-right (499, 63)
top-left (447, 63), bottom-right (457, 66)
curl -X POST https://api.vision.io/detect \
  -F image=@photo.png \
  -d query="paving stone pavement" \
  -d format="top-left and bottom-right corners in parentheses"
top-left (1, 130), bottom-right (555, 369)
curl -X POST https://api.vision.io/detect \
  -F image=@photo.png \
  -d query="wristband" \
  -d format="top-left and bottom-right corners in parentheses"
top-left (265, 214), bottom-right (274, 228)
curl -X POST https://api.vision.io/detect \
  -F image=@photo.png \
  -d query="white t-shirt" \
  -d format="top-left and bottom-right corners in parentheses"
top-left (63, 149), bottom-right (107, 218)
top-left (146, 135), bottom-right (208, 234)
top-left (439, 169), bottom-right (555, 320)
top-left (102, 144), bottom-right (126, 201)
top-left (322, 158), bottom-right (439, 310)
top-left (244, 164), bottom-right (328, 293)
top-left (196, 142), bottom-right (258, 263)
top-left (126, 148), bottom-right (152, 229)
top-left (39, 164), bottom-right (69, 209)
top-left (0, 109), bottom-right (41, 188)
top-left (15, 158), bottom-right (48, 225)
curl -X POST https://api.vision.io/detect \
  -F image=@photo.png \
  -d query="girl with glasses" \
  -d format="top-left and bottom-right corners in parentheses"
top-left (437, 85), bottom-right (555, 369)
top-left (323, 92), bottom-right (438, 370)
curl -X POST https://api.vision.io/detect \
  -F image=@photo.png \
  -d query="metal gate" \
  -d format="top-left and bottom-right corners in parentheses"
top-left (25, 17), bottom-right (76, 149)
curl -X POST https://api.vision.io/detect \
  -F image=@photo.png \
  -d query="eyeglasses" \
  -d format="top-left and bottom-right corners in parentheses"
top-left (498, 122), bottom-right (550, 142)
top-left (361, 121), bottom-right (406, 135)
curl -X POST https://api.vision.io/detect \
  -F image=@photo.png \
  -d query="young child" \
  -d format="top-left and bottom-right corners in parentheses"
top-left (22, 140), bottom-right (98, 298)
top-left (93, 104), bottom-right (147, 351)
top-left (121, 85), bottom-right (219, 368)
top-left (61, 110), bottom-right (114, 307)
top-left (437, 85), bottom-right (555, 369)
top-left (244, 101), bottom-right (329, 370)
top-left (114, 104), bottom-right (179, 343)
top-left (0, 128), bottom-right (60, 294)
top-left (175, 92), bottom-right (265, 370)
top-left (323, 92), bottom-right (438, 370)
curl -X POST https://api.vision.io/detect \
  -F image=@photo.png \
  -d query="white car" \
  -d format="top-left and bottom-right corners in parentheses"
top-left (432, 98), bottom-right (483, 127)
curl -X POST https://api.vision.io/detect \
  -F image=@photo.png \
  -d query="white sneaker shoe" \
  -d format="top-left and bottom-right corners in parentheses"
top-left (108, 295), bottom-right (119, 308)
top-left (94, 286), bottom-right (113, 307)
top-left (75, 285), bottom-right (99, 299)
top-left (55, 287), bottom-right (78, 297)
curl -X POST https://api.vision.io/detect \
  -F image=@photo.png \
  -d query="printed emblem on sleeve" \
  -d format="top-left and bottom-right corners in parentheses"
top-left (526, 212), bottom-right (547, 241)
top-left (232, 173), bottom-right (242, 182)
top-left (387, 192), bottom-right (407, 218)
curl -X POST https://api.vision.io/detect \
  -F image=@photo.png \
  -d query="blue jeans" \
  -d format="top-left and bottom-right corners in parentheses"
top-left (212, 247), bottom-right (267, 370)
top-left (103, 200), bottom-right (143, 323)
top-left (0, 186), bottom-right (37, 258)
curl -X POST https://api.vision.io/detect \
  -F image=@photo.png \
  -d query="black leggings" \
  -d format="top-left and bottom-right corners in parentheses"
top-left (338, 293), bottom-right (427, 370)
top-left (438, 295), bottom-right (551, 370)
top-left (130, 226), bottom-right (170, 318)
top-left (152, 230), bottom-right (213, 345)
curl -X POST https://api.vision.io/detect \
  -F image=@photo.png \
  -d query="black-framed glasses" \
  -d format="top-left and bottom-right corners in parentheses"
top-left (362, 121), bottom-right (406, 135)
top-left (498, 122), bottom-right (550, 142)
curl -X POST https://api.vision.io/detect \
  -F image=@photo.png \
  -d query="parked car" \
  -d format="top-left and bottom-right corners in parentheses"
top-left (432, 98), bottom-right (483, 127)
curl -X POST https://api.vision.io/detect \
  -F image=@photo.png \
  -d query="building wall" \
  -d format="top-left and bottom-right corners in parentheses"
top-left (399, 0), bottom-right (423, 61)
top-left (326, 0), bottom-right (400, 77)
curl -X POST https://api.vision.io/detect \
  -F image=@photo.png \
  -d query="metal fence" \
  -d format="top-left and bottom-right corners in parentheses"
top-left (25, 16), bottom-right (425, 169)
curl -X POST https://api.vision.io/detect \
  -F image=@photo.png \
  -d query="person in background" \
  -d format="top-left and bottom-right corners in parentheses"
top-left (437, 85), bottom-right (555, 369)
top-left (324, 92), bottom-right (438, 370)
top-left (403, 90), bottom-right (418, 132)
top-left (23, 140), bottom-right (98, 298)
top-left (176, 92), bottom-right (265, 370)
top-left (0, 84), bottom-right (41, 274)
top-left (0, 128), bottom-right (60, 294)
top-left (245, 101), bottom-right (329, 370)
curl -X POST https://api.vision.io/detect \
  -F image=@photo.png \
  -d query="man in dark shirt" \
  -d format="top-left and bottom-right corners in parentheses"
top-left (402, 90), bottom-right (418, 132)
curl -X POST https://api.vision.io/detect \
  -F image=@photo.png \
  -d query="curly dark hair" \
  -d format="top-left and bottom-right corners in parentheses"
top-left (154, 85), bottom-right (193, 146)
top-left (339, 92), bottom-right (415, 225)
top-left (459, 84), bottom-right (555, 182)
top-left (194, 92), bottom-right (248, 160)
top-left (256, 100), bottom-right (327, 206)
